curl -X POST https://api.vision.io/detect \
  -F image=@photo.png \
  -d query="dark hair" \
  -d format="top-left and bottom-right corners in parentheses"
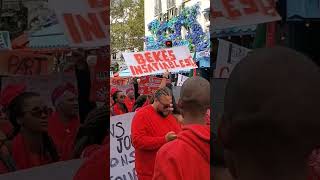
top-left (132, 95), bottom-right (147, 112)
top-left (154, 87), bottom-right (172, 100)
top-left (73, 105), bottom-right (108, 158)
top-left (6, 92), bottom-right (59, 162)
top-left (112, 91), bottom-right (128, 113)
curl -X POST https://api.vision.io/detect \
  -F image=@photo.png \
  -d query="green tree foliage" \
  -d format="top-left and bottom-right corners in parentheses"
top-left (111, 0), bottom-right (144, 53)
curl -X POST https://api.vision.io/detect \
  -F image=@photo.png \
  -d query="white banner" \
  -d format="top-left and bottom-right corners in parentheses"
top-left (211, 0), bottom-right (281, 29)
top-left (49, 0), bottom-right (109, 47)
top-left (176, 74), bottom-right (189, 86)
top-left (0, 159), bottom-right (83, 180)
top-left (110, 113), bottom-right (137, 180)
top-left (215, 39), bottom-right (251, 78)
top-left (122, 46), bottom-right (197, 77)
top-left (0, 31), bottom-right (12, 50)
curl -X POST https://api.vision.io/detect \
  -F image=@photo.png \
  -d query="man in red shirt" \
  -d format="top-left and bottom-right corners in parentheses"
top-left (48, 82), bottom-right (80, 161)
top-left (153, 76), bottom-right (210, 180)
top-left (131, 87), bottom-right (181, 180)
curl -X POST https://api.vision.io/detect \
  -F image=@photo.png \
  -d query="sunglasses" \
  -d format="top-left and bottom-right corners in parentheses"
top-left (119, 95), bottom-right (126, 99)
top-left (157, 99), bottom-right (171, 109)
top-left (24, 106), bottom-right (50, 118)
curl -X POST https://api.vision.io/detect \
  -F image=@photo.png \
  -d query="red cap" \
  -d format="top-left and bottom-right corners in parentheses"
top-left (51, 82), bottom-right (77, 106)
top-left (0, 84), bottom-right (27, 109)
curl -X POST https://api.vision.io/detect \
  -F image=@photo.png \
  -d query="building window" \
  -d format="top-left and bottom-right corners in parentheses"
top-left (154, 0), bottom-right (162, 16)
top-left (167, 0), bottom-right (175, 9)
top-left (112, 53), bottom-right (117, 60)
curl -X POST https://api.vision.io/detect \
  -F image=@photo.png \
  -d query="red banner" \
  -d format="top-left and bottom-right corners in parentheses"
top-left (138, 76), bottom-right (170, 95)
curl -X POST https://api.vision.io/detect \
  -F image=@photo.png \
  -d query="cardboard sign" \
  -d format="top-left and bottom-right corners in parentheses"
top-left (0, 51), bottom-right (54, 76)
top-left (212, 0), bottom-right (281, 29)
top-left (0, 159), bottom-right (83, 180)
top-left (122, 46), bottom-right (197, 77)
top-left (111, 77), bottom-right (130, 86)
top-left (215, 39), bottom-right (251, 78)
top-left (110, 113), bottom-right (137, 180)
top-left (1, 73), bottom-right (78, 109)
top-left (49, 0), bottom-right (109, 47)
top-left (176, 74), bottom-right (189, 86)
top-left (90, 55), bottom-right (108, 103)
top-left (0, 31), bottom-right (12, 50)
top-left (138, 76), bottom-right (170, 95)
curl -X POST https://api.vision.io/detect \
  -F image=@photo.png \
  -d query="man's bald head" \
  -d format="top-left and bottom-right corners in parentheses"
top-left (222, 46), bottom-right (320, 153)
top-left (179, 76), bottom-right (210, 116)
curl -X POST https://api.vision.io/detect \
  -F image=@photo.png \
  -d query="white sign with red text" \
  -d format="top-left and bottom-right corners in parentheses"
top-left (49, 0), bottom-right (109, 47)
top-left (215, 39), bottom-right (251, 78)
top-left (122, 46), bottom-right (197, 77)
top-left (211, 0), bottom-right (281, 29)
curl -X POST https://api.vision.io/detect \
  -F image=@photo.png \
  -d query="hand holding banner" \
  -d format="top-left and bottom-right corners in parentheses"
top-left (122, 46), bottom-right (197, 77)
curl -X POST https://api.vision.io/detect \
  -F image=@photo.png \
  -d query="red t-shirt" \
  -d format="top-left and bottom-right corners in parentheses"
top-left (73, 144), bottom-right (109, 180)
top-left (124, 97), bottom-right (135, 112)
top-left (112, 103), bottom-right (128, 116)
top-left (131, 105), bottom-right (182, 180)
top-left (48, 112), bottom-right (80, 161)
top-left (12, 134), bottom-right (53, 170)
top-left (153, 125), bottom-right (210, 180)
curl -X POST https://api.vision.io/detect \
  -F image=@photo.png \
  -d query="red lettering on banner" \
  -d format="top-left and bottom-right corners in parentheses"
top-left (76, 13), bottom-right (106, 41)
top-left (7, 55), bottom-right (48, 75)
top-left (168, 61), bottom-right (175, 68)
top-left (159, 62), bottom-right (164, 69)
top-left (152, 63), bottom-right (160, 71)
top-left (162, 62), bottom-right (170, 69)
top-left (141, 64), bottom-right (148, 73)
top-left (152, 51), bottom-right (162, 62)
top-left (212, 8), bottom-right (224, 18)
top-left (167, 50), bottom-right (176, 61)
top-left (222, 0), bottom-right (241, 18)
top-left (134, 54), bottom-right (145, 64)
top-left (161, 50), bottom-right (169, 61)
top-left (240, 0), bottom-right (258, 14)
top-left (147, 64), bottom-right (156, 72)
top-left (88, 0), bottom-right (108, 8)
top-left (179, 60), bottom-right (186, 68)
top-left (63, 14), bottom-right (82, 43)
top-left (184, 59), bottom-right (191, 66)
top-left (100, 9), bottom-right (109, 25)
top-left (132, 66), bottom-right (143, 75)
top-left (129, 66), bottom-right (137, 76)
top-left (173, 61), bottom-right (180, 68)
top-left (145, 52), bottom-right (154, 63)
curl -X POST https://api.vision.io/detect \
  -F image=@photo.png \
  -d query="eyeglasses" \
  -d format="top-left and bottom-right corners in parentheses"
top-left (24, 106), bottom-right (49, 118)
top-left (119, 95), bottom-right (126, 99)
top-left (157, 98), bottom-right (171, 109)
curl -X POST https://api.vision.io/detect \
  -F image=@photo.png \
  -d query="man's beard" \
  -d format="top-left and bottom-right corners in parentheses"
top-left (157, 110), bottom-right (168, 118)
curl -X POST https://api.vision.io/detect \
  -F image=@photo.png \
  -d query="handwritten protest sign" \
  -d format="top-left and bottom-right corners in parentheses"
top-left (110, 113), bottom-right (137, 180)
top-left (215, 39), bottom-right (251, 78)
top-left (0, 159), bottom-right (83, 180)
top-left (0, 51), bottom-right (54, 76)
top-left (111, 77), bottom-right (130, 87)
top-left (0, 31), bottom-right (12, 50)
top-left (212, 0), bottom-right (281, 29)
top-left (177, 74), bottom-right (189, 86)
top-left (49, 0), bottom-right (109, 47)
top-left (122, 46), bottom-right (197, 77)
top-left (138, 76), bottom-right (170, 95)
top-left (1, 73), bottom-right (78, 109)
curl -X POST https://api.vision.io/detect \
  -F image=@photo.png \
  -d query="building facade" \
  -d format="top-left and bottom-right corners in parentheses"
top-left (145, 0), bottom-right (210, 37)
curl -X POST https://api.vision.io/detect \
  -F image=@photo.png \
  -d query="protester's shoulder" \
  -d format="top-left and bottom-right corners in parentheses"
top-left (158, 139), bottom-right (185, 158)
top-left (134, 105), bottom-right (152, 117)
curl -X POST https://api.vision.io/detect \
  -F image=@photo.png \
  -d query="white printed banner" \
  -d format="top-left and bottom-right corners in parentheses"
top-left (49, 0), bottom-right (109, 47)
top-left (122, 46), bottom-right (197, 77)
top-left (215, 39), bottom-right (251, 78)
top-left (211, 0), bottom-right (281, 29)
top-left (110, 112), bottom-right (137, 180)
top-left (176, 74), bottom-right (189, 86)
